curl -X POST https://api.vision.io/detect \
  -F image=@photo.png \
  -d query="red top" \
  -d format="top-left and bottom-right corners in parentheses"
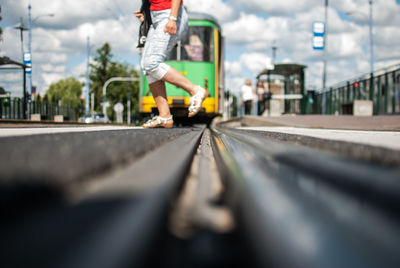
top-left (149, 0), bottom-right (182, 11)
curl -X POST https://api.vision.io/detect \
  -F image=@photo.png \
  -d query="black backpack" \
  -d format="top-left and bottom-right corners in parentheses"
top-left (137, 0), bottom-right (152, 48)
top-left (263, 92), bottom-right (272, 101)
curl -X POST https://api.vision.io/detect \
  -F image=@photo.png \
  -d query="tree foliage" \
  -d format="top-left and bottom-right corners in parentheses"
top-left (45, 77), bottom-right (83, 108)
top-left (89, 42), bottom-right (139, 121)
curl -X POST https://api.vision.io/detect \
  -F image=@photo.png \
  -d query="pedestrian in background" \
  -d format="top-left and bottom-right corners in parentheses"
top-left (241, 79), bottom-right (254, 115)
top-left (135, 0), bottom-right (208, 128)
top-left (256, 81), bottom-right (266, 115)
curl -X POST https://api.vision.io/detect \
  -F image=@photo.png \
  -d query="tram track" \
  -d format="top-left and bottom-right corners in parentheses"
top-left (211, 125), bottom-right (400, 268)
top-left (1, 123), bottom-right (400, 267)
top-left (1, 126), bottom-right (207, 268)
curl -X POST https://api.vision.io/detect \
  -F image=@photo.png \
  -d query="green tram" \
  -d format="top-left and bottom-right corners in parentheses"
top-left (139, 12), bottom-right (225, 122)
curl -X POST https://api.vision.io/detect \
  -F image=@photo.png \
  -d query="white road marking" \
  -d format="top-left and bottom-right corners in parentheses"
top-left (0, 126), bottom-right (143, 137)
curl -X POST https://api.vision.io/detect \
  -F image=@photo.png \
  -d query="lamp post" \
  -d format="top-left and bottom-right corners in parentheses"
top-left (86, 36), bottom-right (91, 117)
top-left (369, 0), bottom-right (374, 74)
top-left (14, 18), bottom-right (27, 62)
top-left (321, 0), bottom-right (329, 114)
top-left (346, 1), bottom-right (374, 74)
top-left (102, 77), bottom-right (139, 123)
top-left (27, 4), bottom-right (54, 103)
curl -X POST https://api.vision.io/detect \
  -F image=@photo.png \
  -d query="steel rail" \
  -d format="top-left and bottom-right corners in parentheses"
top-left (210, 126), bottom-right (400, 268)
top-left (218, 127), bottom-right (400, 215)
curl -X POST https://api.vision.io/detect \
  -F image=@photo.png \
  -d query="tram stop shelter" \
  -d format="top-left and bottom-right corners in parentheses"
top-left (0, 56), bottom-right (28, 119)
top-left (257, 63), bottom-right (307, 115)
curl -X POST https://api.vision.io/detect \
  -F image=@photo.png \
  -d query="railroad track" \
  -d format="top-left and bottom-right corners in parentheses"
top-left (1, 123), bottom-right (399, 268)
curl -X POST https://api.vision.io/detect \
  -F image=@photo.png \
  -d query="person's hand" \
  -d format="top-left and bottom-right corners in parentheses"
top-left (164, 19), bottom-right (177, 35)
top-left (134, 10), bottom-right (144, 22)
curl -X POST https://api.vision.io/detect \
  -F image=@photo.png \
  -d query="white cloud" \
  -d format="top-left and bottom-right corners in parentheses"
top-left (230, 0), bottom-right (321, 15)
top-left (1, 0), bottom-right (399, 98)
top-left (185, 0), bottom-right (236, 23)
top-left (225, 61), bottom-right (242, 76)
top-left (239, 53), bottom-right (273, 74)
top-left (1, 0), bottom-right (141, 93)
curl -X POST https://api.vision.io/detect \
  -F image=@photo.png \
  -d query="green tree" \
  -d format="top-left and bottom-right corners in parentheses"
top-left (90, 43), bottom-right (139, 122)
top-left (90, 43), bottom-right (113, 110)
top-left (46, 77), bottom-right (83, 109)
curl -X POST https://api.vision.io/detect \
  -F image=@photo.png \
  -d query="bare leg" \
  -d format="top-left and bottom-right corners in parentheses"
top-left (149, 80), bottom-right (171, 118)
top-left (148, 67), bottom-right (208, 120)
top-left (162, 66), bottom-right (209, 117)
top-left (162, 67), bottom-right (198, 96)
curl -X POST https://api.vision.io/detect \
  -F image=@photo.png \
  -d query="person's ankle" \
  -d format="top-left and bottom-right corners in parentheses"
top-left (190, 85), bottom-right (199, 96)
top-left (159, 114), bottom-right (171, 118)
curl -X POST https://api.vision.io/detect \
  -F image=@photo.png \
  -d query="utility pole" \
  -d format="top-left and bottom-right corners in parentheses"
top-left (272, 41), bottom-right (277, 66)
top-left (27, 4), bottom-right (32, 104)
top-left (14, 18), bottom-right (28, 118)
top-left (322, 0), bottom-right (329, 114)
top-left (86, 36), bottom-right (91, 117)
top-left (25, 5), bottom-right (54, 116)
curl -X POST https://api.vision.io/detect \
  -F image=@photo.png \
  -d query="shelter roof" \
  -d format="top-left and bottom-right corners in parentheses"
top-left (257, 63), bottom-right (307, 79)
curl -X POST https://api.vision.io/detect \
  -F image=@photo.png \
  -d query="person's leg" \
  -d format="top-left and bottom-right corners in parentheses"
top-left (162, 67), bottom-right (197, 96)
top-left (163, 65), bottom-right (208, 117)
top-left (149, 80), bottom-right (170, 117)
top-left (142, 7), bottom-right (207, 118)
top-left (259, 101), bottom-right (265, 115)
top-left (142, 80), bottom-right (173, 128)
top-left (244, 101), bottom-right (250, 115)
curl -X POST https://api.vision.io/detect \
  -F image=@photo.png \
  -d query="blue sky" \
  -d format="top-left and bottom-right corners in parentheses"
top-left (1, 0), bottom-right (400, 97)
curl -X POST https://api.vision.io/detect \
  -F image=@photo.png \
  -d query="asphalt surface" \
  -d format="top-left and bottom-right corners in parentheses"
top-left (0, 126), bottom-right (140, 137)
top-left (0, 127), bottom-right (195, 185)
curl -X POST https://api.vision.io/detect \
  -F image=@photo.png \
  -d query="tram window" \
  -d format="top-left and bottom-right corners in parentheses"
top-left (167, 26), bottom-right (213, 62)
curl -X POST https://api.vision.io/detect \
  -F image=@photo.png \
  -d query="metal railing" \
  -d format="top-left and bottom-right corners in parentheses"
top-left (0, 97), bottom-right (78, 121)
top-left (312, 64), bottom-right (400, 115)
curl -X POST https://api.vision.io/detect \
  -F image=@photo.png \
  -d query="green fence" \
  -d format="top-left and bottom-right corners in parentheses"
top-left (0, 97), bottom-right (78, 121)
top-left (311, 64), bottom-right (400, 115)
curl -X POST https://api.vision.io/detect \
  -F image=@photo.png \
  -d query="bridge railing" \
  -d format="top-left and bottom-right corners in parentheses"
top-left (312, 64), bottom-right (400, 115)
top-left (0, 96), bottom-right (78, 121)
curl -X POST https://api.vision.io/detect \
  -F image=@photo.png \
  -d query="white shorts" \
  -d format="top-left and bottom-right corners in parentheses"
top-left (141, 6), bottom-right (188, 84)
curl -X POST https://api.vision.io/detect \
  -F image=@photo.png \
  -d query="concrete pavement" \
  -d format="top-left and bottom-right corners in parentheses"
top-left (240, 126), bottom-right (400, 150)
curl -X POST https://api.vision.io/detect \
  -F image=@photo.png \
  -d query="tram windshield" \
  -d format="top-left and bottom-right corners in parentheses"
top-left (167, 26), bottom-right (213, 62)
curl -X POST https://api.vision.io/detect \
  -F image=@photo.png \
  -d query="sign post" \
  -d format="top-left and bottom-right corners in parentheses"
top-left (312, 21), bottom-right (325, 50)
top-left (114, 103), bottom-right (124, 124)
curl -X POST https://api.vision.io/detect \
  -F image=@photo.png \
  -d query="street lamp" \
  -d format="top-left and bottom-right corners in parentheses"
top-left (346, 0), bottom-right (374, 74)
top-left (13, 18), bottom-right (28, 62)
top-left (369, 0), bottom-right (374, 74)
top-left (27, 4), bottom-right (54, 104)
top-left (321, 0), bottom-right (329, 114)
